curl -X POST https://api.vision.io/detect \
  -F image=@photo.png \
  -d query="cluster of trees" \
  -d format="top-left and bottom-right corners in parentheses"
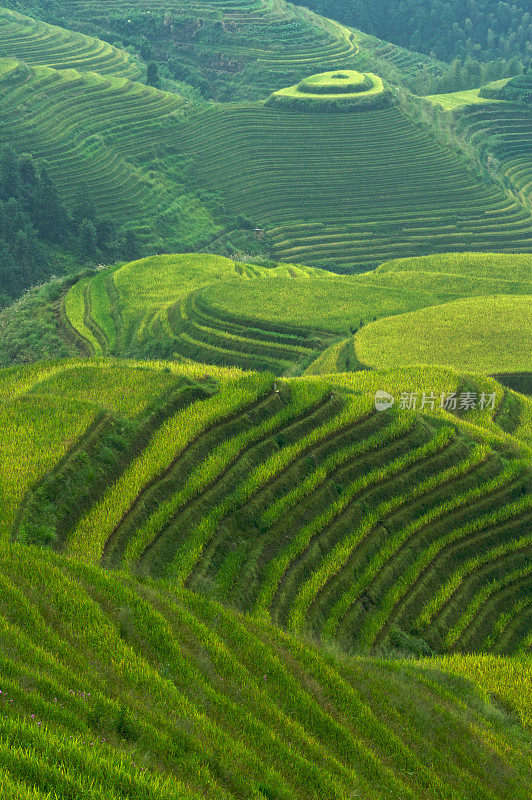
top-left (412, 55), bottom-right (526, 96)
top-left (0, 147), bottom-right (139, 307)
top-left (303, 1), bottom-right (531, 65)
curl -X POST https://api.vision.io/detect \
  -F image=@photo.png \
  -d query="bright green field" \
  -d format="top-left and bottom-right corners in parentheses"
top-left (50, 251), bottom-right (532, 376)
top-left (269, 70), bottom-right (388, 109)
top-left (3, 358), bottom-right (531, 658)
top-left (355, 295), bottom-right (532, 374)
top-left (201, 252), bottom-right (532, 332)
top-left (425, 79), bottom-right (510, 110)
top-left (0, 541), bottom-right (530, 799)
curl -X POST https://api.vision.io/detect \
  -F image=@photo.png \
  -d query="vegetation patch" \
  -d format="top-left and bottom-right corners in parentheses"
top-left (354, 295), bottom-right (532, 375)
top-left (268, 70), bottom-right (390, 110)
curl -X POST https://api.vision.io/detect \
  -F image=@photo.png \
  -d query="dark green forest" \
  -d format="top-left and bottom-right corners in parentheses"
top-left (0, 147), bottom-right (135, 305)
top-left (304, 0), bottom-right (531, 64)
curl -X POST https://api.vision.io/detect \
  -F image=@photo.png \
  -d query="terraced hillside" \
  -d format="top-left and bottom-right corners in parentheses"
top-left (56, 252), bottom-right (532, 375)
top-left (425, 85), bottom-right (532, 211)
top-left (454, 102), bottom-right (532, 210)
top-left (59, 255), bottom-right (336, 372)
top-left (173, 103), bottom-right (532, 269)
top-left (5, 359), bottom-right (531, 657)
top-left (23, 0), bottom-right (449, 98)
top-left (41, 0), bottom-right (364, 98)
top-left (0, 6), bottom-right (141, 78)
top-left (0, 57), bottom-right (228, 250)
top-left (0, 545), bottom-right (530, 800)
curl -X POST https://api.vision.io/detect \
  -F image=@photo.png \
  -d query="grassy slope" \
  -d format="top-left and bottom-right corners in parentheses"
top-left (0, 544), bottom-right (530, 799)
top-left (354, 295), bottom-right (532, 374)
top-left (0, 6), bottom-right (141, 78)
top-left (201, 252), bottom-right (532, 331)
top-left (3, 359), bottom-right (531, 659)
top-left (0, 58), bottom-right (224, 251)
top-left (17, 0), bottom-right (436, 99)
top-left (173, 103), bottom-right (532, 269)
top-left (15, 251), bottom-right (529, 376)
top-left (424, 81), bottom-right (532, 211)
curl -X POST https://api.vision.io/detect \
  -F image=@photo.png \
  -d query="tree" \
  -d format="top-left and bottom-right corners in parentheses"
top-left (123, 229), bottom-right (139, 261)
top-left (79, 218), bottom-right (98, 259)
top-left (146, 62), bottom-right (160, 88)
top-left (0, 146), bottom-right (19, 201)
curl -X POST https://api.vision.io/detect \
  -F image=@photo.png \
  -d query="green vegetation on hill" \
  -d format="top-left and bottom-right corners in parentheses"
top-left (2, 251), bottom-right (530, 375)
top-left (3, 359), bottom-right (531, 660)
top-left (0, 2), bottom-right (529, 795)
top-left (4, 0), bottom-right (366, 100)
top-left (422, 82), bottom-right (532, 211)
top-left (268, 69), bottom-right (389, 111)
top-left (173, 103), bottom-right (532, 270)
top-left (0, 6), bottom-right (141, 78)
top-left (0, 542), bottom-right (530, 799)
top-left (301, 0), bottom-right (531, 71)
top-left (0, 57), bottom-right (256, 257)
top-left (354, 295), bottom-right (532, 375)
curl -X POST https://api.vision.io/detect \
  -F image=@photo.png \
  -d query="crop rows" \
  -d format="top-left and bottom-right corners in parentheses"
top-left (60, 0), bottom-right (362, 74)
top-left (174, 104), bottom-right (532, 269)
top-left (22, 362), bottom-right (529, 655)
top-left (452, 102), bottom-right (532, 210)
top-left (167, 288), bottom-right (337, 373)
top-left (62, 256), bottom-right (339, 373)
top-left (0, 58), bottom-right (183, 224)
top-left (0, 7), bottom-right (140, 78)
top-left (0, 546), bottom-right (528, 799)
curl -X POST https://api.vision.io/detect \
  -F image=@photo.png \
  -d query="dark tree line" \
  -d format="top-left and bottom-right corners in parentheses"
top-left (0, 147), bottom-right (140, 307)
top-left (303, 1), bottom-right (531, 66)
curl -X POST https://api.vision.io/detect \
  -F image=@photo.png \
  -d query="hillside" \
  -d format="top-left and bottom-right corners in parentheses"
top-left (354, 295), bottom-right (532, 375)
top-left (424, 81), bottom-right (532, 211)
top-left (0, 544), bottom-right (530, 799)
top-left (2, 0), bottom-right (446, 99)
top-left (0, 6), bottom-right (529, 268)
top-left (0, 57), bottom-right (236, 255)
top-left (0, 2), bottom-right (530, 796)
top-left (3, 358), bottom-right (530, 657)
top-left (172, 102), bottom-right (532, 270)
top-left (56, 252), bottom-right (532, 371)
top-left (0, 6), bottom-right (141, 78)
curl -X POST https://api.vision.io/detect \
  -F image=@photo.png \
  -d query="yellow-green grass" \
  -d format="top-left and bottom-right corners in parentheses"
top-left (0, 6), bottom-right (141, 78)
top-left (63, 254), bottom-right (330, 373)
top-left (0, 359), bottom-right (219, 544)
top-left (174, 103), bottom-right (532, 269)
top-left (354, 295), bottom-right (532, 375)
top-left (315, 365), bottom-right (532, 453)
top-left (299, 70), bottom-right (371, 94)
top-left (4, 358), bottom-right (529, 656)
top-left (269, 70), bottom-right (388, 109)
top-left (199, 252), bottom-right (531, 334)
top-left (60, 252), bottom-right (531, 376)
top-left (425, 79), bottom-right (510, 110)
top-left (65, 371), bottom-right (274, 563)
top-left (0, 546), bottom-right (529, 799)
top-left (427, 654), bottom-right (532, 729)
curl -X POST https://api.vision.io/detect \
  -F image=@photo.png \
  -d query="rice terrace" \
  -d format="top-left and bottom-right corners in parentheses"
top-left (0, 0), bottom-right (530, 798)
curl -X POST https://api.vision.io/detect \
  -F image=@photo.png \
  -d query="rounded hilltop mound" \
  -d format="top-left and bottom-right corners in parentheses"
top-left (267, 69), bottom-right (390, 111)
top-left (299, 70), bottom-right (371, 94)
